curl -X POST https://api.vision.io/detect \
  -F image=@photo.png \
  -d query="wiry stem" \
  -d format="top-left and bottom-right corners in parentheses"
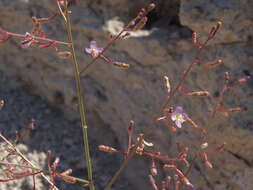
top-left (0, 28), bottom-right (70, 46)
top-left (63, 1), bottom-right (95, 190)
top-left (104, 25), bottom-right (220, 190)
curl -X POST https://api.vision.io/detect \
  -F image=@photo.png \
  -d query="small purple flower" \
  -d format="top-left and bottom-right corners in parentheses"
top-left (171, 106), bottom-right (188, 128)
top-left (85, 40), bottom-right (103, 58)
top-left (21, 32), bottom-right (33, 48)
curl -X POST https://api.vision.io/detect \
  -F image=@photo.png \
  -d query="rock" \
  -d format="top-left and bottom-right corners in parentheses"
top-left (179, 0), bottom-right (253, 44)
top-left (0, 0), bottom-right (253, 190)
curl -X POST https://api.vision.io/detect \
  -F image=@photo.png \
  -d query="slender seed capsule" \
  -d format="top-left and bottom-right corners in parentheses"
top-left (61, 175), bottom-right (77, 184)
top-left (224, 72), bottom-right (230, 83)
top-left (187, 91), bottom-right (210, 97)
top-left (227, 107), bottom-right (243, 113)
top-left (205, 59), bottom-right (223, 67)
top-left (192, 32), bottom-right (197, 45)
top-left (98, 145), bottom-right (118, 152)
top-left (113, 62), bottom-right (130, 69)
top-left (57, 51), bottom-right (72, 59)
top-left (61, 169), bottom-right (73, 176)
top-left (163, 76), bottom-right (171, 94)
top-left (0, 100), bottom-right (4, 110)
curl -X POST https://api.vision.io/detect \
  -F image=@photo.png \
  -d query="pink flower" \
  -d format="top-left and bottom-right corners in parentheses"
top-left (21, 32), bottom-right (34, 48)
top-left (171, 106), bottom-right (188, 128)
top-left (85, 41), bottom-right (103, 58)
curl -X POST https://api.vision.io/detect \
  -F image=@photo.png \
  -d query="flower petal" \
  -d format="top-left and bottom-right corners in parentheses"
top-left (171, 113), bottom-right (177, 121)
top-left (90, 40), bottom-right (97, 49)
top-left (85, 48), bottom-right (92, 54)
top-left (182, 113), bottom-right (189, 121)
top-left (96, 47), bottom-right (104, 53)
top-left (175, 120), bottom-right (182, 128)
top-left (175, 106), bottom-right (183, 113)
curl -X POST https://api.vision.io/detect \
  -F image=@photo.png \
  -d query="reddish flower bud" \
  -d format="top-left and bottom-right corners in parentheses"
top-left (60, 174), bottom-right (77, 184)
top-left (205, 160), bottom-right (213, 169)
top-left (163, 164), bottom-right (177, 170)
top-left (209, 21), bottom-right (222, 39)
top-left (61, 169), bottom-right (72, 176)
top-left (147, 3), bottom-right (156, 12)
top-left (98, 145), bottom-right (118, 153)
top-left (205, 59), bottom-right (223, 67)
top-left (227, 107), bottom-right (243, 113)
top-left (238, 76), bottom-right (251, 84)
top-left (182, 177), bottom-right (194, 189)
top-left (133, 16), bottom-right (148, 31)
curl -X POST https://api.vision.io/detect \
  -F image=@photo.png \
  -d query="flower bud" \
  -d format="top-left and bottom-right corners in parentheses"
top-left (147, 3), bottom-right (156, 12)
top-left (98, 145), bottom-right (118, 152)
top-left (113, 62), bottom-right (130, 69)
top-left (238, 76), bottom-right (251, 84)
top-left (163, 164), bottom-right (177, 170)
top-left (224, 72), bottom-right (230, 82)
top-left (150, 166), bottom-right (158, 176)
top-left (205, 160), bottom-right (213, 169)
top-left (192, 32), bottom-right (197, 45)
top-left (187, 91), bottom-right (210, 97)
top-left (61, 175), bottom-right (77, 184)
top-left (61, 169), bottom-right (72, 176)
top-left (0, 100), bottom-right (4, 110)
top-left (57, 51), bottom-right (72, 59)
top-left (133, 16), bottom-right (148, 31)
top-left (205, 59), bottom-right (223, 67)
top-left (163, 76), bottom-right (171, 94)
top-left (201, 142), bottom-right (208, 149)
top-left (182, 177), bottom-right (194, 189)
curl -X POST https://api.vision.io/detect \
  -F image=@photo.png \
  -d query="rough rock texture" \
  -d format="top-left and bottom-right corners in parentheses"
top-left (0, 0), bottom-right (253, 190)
top-left (180, 0), bottom-right (253, 44)
top-left (0, 71), bottom-right (130, 190)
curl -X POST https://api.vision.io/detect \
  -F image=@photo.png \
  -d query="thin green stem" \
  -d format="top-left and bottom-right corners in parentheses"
top-left (63, 1), bottom-right (95, 190)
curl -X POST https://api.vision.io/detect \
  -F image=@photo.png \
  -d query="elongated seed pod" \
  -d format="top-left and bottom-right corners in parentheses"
top-left (205, 59), bottom-right (223, 67)
top-left (187, 91), bottom-right (210, 97)
top-left (98, 145), bottom-right (117, 152)
top-left (227, 107), bottom-right (243, 113)
top-left (0, 100), bottom-right (4, 110)
top-left (192, 32), bottom-right (197, 45)
top-left (113, 62), bottom-right (130, 69)
top-left (57, 51), bottom-right (72, 59)
top-left (163, 76), bottom-right (171, 94)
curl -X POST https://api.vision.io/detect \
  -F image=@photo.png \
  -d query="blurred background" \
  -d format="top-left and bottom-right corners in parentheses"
top-left (0, 0), bottom-right (252, 189)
